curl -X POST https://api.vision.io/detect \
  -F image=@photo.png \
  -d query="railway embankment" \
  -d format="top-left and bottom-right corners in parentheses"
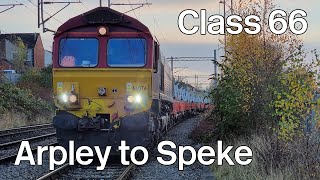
top-left (0, 66), bottom-right (53, 130)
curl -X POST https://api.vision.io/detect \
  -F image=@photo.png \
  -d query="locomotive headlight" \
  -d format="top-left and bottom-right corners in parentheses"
top-left (135, 95), bottom-right (142, 103)
top-left (59, 93), bottom-right (78, 104)
top-left (69, 94), bottom-right (77, 103)
top-left (127, 95), bottom-right (135, 103)
top-left (61, 94), bottom-right (68, 103)
top-left (98, 26), bottom-right (108, 36)
top-left (127, 94), bottom-right (143, 104)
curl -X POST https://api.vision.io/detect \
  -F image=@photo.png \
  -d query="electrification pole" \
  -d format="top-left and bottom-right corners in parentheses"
top-left (223, 0), bottom-right (226, 58)
top-left (171, 56), bottom-right (174, 97)
top-left (219, 0), bottom-right (229, 58)
top-left (231, 0), bottom-right (233, 13)
top-left (213, 50), bottom-right (218, 88)
top-left (38, 0), bottom-right (81, 33)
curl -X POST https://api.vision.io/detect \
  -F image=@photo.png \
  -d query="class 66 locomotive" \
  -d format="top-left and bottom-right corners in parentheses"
top-left (52, 7), bottom-right (210, 153)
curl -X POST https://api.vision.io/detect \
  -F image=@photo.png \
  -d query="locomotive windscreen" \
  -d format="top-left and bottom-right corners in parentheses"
top-left (59, 38), bottom-right (99, 67)
top-left (107, 38), bottom-right (146, 67)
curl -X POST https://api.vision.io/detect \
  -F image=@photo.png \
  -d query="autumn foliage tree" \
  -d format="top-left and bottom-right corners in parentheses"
top-left (210, 0), bottom-right (320, 178)
top-left (13, 37), bottom-right (27, 73)
top-left (211, 0), bottom-right (320, 140)
top-left (205, 0), bottom-right (320, 179)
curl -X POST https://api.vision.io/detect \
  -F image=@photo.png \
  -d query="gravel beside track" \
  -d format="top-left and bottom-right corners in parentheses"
top-left (57, 163), bottom-right (134, 180)
top-left (0, 124), bottom-right (58, 180)
top-left (0, 141), bottom-right (62, 180)
top-left (132, 117), bottom-right (215, 180)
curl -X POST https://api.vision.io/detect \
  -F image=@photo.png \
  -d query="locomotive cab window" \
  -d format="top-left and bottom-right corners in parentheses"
top-left (59, 38), bottom-right (98, 67)
top-left (107, 38), bottom-right (146, 67)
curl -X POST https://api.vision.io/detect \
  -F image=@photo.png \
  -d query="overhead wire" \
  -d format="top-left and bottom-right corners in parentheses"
top-left (7, 0), bottom-right (62, 50)
top-left (26, 0), bottom-right (63, 24)
top-left (13, 0), bottom-right (56, 30)
top-left (80, 1), bottom-right (89, 10)
top-left (14, 0), bottom-right (37, 16)
top-left (121, 1), bottom-right (209, 89)
top-left (121, 0), bottom-right (146, 65)
top-left (127, 0), bottom-right (139, 20)
top-left (145, 0), bottom-right (166, 41)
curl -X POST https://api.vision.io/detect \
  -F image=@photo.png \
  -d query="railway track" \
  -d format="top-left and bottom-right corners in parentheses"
top-left (34, 114), bottom-right (199, 180)
top-left (0, 133), bottom-right (57, 162)
top-left (37, 163), bottom-right (135, 180)
top-left (0, 114), bottom-right (200, 179)
top-left (0, 123), bottom-right (55, 144)
top-left (0, 123), bottom-right (53, 136)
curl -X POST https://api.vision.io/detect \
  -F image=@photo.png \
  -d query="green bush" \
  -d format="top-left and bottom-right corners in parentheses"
top-left (0, 82), bottom-right (52, 118)
top-left (19, 66), bottom-right (52, 88)
top-left (17, 66), bottom-right (53, 102)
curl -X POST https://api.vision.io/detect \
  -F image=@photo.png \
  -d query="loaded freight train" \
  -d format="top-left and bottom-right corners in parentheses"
top-left (52, 7), bottom-right (210, 153)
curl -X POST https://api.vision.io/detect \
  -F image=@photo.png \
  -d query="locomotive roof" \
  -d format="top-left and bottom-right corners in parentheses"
top-left (56, 7), bottom-right (150, 36)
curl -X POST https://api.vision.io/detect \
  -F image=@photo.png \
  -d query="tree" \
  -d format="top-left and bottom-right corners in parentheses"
top-left (13, 37), bottom-right (27, 73)
top-left (211, 0), bottom-right (320, 140)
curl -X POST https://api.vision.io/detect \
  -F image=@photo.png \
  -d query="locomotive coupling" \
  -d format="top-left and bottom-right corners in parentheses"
top-left (53, 111), bottom-right (109, 131)
top-left (78, 117), bottom-right (102, 130)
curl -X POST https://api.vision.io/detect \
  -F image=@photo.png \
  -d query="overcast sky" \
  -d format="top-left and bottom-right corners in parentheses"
top-left (0, 0), bottom-right (319, 88)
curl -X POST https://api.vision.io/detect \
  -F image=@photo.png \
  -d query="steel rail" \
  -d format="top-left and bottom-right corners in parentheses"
top-left (37, 163), bottom-right (135, 180)
top-left (37, 163), bottom-right (70, 180)
top-left (35, 115), bottom-right (200, 180)
top-left (116, 163), bottom-right (136, 180)
top-left (0, 127), bottom-right (55, 139)
top-left (0, 142), bottom-right (58, 162)
top-left (0, 133), bottom-right (56, 148)
top-left (0, 123), bottom-right (53, 136)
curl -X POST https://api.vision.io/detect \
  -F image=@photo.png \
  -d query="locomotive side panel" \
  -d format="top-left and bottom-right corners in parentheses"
top-left (162, 57), bottom-right (173, 100)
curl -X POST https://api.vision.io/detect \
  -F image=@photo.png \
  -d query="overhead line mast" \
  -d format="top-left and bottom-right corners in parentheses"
top-left (37, 0), bottom-right (81, 33)
top-left (219, 0), bottom-right (234, 58)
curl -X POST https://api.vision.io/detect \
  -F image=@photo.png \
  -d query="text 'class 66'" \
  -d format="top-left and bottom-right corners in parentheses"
top-left (178, 9), bottom-right (308, 36)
